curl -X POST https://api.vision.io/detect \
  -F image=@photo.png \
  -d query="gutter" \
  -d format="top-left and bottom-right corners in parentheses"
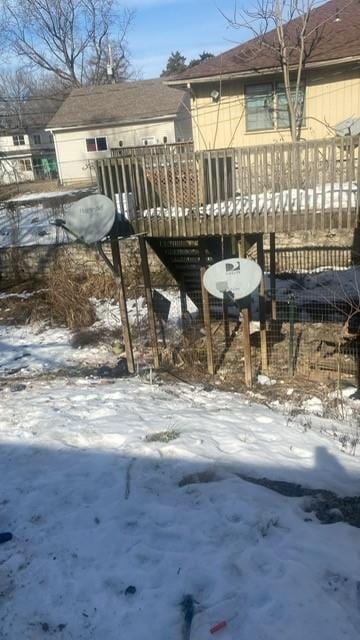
top-left (49, 129), bottom-right (63, 184)
top-left (166, 55), bottom-right (360, 87)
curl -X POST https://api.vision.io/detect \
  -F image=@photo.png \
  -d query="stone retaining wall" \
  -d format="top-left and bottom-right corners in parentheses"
top-left (0, 239), bottom-right (168, 289)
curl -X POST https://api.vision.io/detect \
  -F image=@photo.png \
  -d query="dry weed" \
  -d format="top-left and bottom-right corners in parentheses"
top-left (47, 255), bottom-right (96, 329)
top-left (70, 327), bottom-right (122, 349)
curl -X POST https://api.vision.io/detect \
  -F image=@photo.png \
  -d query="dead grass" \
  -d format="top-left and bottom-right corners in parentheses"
top-left (46, 249), bottom-right (118, 329)
top-left (145, 428), bottom-right (180, 443)
top-left (178, 469), bottom-right (219, 487)
top-left (0, 289), bottom-right (50, 325)
top-left (70, 326), bottom-right (122, 349)
top-left (47, 259), bottom-right (96, 329)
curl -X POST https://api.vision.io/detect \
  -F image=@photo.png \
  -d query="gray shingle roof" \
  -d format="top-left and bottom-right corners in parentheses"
top-left (48, 79), bottom-right (187, 130)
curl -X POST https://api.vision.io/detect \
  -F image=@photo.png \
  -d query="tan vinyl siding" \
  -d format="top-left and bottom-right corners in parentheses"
top-left (191, 63), bottom-right (360, 150)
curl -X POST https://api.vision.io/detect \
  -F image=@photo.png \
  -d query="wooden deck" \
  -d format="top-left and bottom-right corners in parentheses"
top-left (96, 136), bottom-right (360, 237)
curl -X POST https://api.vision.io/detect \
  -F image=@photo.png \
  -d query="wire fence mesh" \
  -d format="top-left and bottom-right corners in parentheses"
top-left (136, 245), bottom-right (360, 388)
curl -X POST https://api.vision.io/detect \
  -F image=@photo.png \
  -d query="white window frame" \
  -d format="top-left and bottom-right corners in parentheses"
top-left (13, 134), bottom-right (25, 146)
top-left (245, 82), bottom-right (305, 132)
top-left (18, 158), bottom-right (32, 171)
top-left (86, 136), bottom-right (108, 152)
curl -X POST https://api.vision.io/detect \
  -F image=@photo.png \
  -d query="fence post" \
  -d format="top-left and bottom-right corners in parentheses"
top-left (110, 238), bottom-right (135, 374)
top-left (257, 234), bottom-right (268, 373)
top-left (238, 235), bottom-right (253, 387)
top-left (200, 266), bottom-right (215, 375)
top-left (270, 232), bottom-right (277, 320)
top-left (138, 236), bottom-right (160, 369)
top-left (179, 279), bottom-right (188, 332)
top-left (288, 294), bottom-right (296, 376)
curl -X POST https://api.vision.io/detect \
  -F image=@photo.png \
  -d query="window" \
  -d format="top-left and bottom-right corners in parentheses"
top-left (19, 158), bottom-right (32, 171)
top-left (245, 82), bottom-right (305, 132)
top-left (13, 135), bottom-right (25, 146)
top-left (276, 83), bottom-right (305, 129)
top-left (33, 134), bottom-right (41, 145)
top-left (86, 137), bottom-right (108, 152)
top-left (245, 84), bottom-right (274, 131)
top-left (96, 137), bottom-right (107, 151)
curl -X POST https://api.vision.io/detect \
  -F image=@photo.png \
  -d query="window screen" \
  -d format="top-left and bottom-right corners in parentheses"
top-left (245, 84), bottom-right (274, 131)
top-left (277, 83), bottom-right (305, 129)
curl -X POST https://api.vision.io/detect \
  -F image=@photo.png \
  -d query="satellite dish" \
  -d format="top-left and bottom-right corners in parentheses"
top-left (203, 258), bottom-right (262, 301)
top-left (63, 194), bottom-right (116, 244)
top-left (335, 117), bottom-right (360, 137)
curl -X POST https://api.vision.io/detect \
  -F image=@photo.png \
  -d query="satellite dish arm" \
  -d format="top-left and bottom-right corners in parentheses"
top-left (51, 219), bottom-right (84, 243)
top-left (96, 241), bottom-right (117, 276)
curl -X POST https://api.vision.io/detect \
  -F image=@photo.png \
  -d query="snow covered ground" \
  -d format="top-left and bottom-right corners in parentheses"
top-left (0, 301), bottom-right (360, 639)
top-left (0, 187), bottom-right (96, 248)
top-left (6, 188), bottom-right (95, 204)
top-left (0, 375), bottom-right (359, 640)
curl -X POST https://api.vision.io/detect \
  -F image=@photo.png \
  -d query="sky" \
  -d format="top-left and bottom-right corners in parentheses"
top-left (126, 0), bottom-right (245, 78)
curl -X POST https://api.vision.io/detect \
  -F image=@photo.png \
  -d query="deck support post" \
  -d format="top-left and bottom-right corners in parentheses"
top-left (179, 282), bottom-right (188, 332)
top-left (198, 239), bottom-right (214, 375)
top-left (110, 238), bottom-right (135, 374)
top-left (200, 266), bottom-right (215, 375)
top-left (270, 232), bottom-right (277, 320)
top-left (138, 236), bottom-right (161, 369)
top-left (239, 235), bottom-right (253, 387)
top-left (257, 234), bottom-right (269, 373)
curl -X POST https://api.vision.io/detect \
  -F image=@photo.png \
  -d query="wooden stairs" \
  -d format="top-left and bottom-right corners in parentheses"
top-left (147, 235), bottom-right (259, 308)
top-left (147, 237), bottom-right (230, 307)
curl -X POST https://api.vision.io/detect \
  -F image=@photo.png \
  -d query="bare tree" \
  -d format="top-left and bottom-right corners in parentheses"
top-left (224, 0), bottom-right (348, 142)
top-left (2, 0), bottom-right (134, 87)
top-left (0, 69), bottom-right (68, 133)
top-left (0, 69), bottom-right (32, 129)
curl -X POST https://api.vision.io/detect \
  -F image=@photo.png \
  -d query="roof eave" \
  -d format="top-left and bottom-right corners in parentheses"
top-left (47, 112), bottom-right (178, 133)
top-left (166, 55), bottom-right (360, 86)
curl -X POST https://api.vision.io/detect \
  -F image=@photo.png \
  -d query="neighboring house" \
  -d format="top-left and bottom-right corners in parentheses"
top-left (166, 0), bottom-right (360, 150)
top-left (47, 79), bottom-right (192, 186)
top-left (0, 100), bottom-right (60, 185)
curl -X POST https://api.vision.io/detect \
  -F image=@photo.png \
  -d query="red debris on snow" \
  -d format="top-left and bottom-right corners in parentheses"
top-left (210, 620), bottom-right (227, 634)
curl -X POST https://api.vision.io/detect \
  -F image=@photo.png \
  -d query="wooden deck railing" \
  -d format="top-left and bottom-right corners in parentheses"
top-left (110, 141), bottom-right (194, 158)
top-left (96, 135), bottom-right (360, 237)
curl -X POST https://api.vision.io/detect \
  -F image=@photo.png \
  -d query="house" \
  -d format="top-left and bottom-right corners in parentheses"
top-left (0, 98), bottom-right (59, 185)
top-left (47, 79), bottom-right (192, 186)
top-left (166, 0), bottom-right (360, 150)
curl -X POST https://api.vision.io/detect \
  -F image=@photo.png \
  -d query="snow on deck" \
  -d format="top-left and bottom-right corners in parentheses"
top-left (142, 182), bottom-right (359, 218)
top-left (0, 182), bottom-right (358, 250)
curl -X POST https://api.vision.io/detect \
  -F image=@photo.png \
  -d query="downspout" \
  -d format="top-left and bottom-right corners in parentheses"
top-left (51, 130), bottom-right (63, 185)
